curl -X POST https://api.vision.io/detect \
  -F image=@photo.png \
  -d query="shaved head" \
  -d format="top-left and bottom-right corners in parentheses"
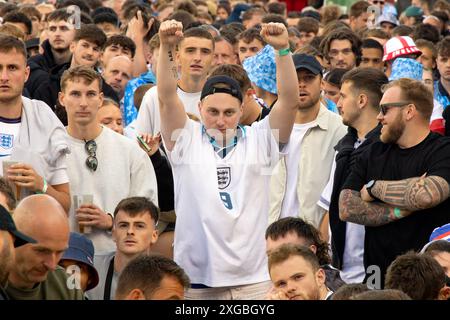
top-left (9, 195), bottom-right (70, 289)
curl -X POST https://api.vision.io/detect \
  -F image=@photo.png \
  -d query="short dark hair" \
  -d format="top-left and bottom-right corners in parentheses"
top-left (209, 64), bottom-right (252, 93)
top-left (261, 14), bottom-right (288, 28)
top-left (115, 254), bottom-right (190, 299)
top-left (265, 217), bottom-right (331, 265)
top-left (182, 26), bottom-right (215, 48)
top-left (0, 34), bottom-right (27, 59)
top-left (351, 289), bottom-right (412, 300)
top-left (349, 1), bottom-right (370, 19)
top-left (113, 197), bottom-right (159, 224)
top-left (3, 11), bottom-right (32, 35)
top-left (242, 8), bottom-right (265, 23)
top-left (104, 35), bottom-right (136, 58)
top-left (0, 177), bottom-right (17, 210)
top-left (412, 23), bottom-right (441, 44)
top-left (423, 240), bottom-right (450, 255)
top-left (237, 27), bottom-right (265, 46)
top-left (297, 17), bottom-right (319, 34)
top-left (332, 283), bottom-right (370, 300)
top-left (324, 68), bottom-right (349, 88)
top-left (93, 12), bottom-right (120, 28)
top-left (320, 28), bottom-right (361, 62)
top-left (91, 6), bottom-right (117, 19)
top-left (267, 2), bottom-right (286, 16)
top-left (60, 65), bottom-right (103, 92)
top-left (436, 36), bottom-right (450, 58)
top-left (361, 38), bottom-right (384, 52)
top-left (385, 251), bottom-right (446, 300)
top-left (47, 8), bottom-right (72, 23)
top-left (74, 24), bottom-right (107, 49)
top-left (392, 25), bottom-right (413, 37)
top-left (364, 28), bottom-right (390, 40)
top-left (18, 5), bottom-right (42, 22)
top-left (56, 0), bottom-right (91, 14)
top-left (168, 10), bottom-right (196, 31)
top-left (175, 0), bottom-right (197, 16)
top-left (268, 244), bottom-right (320, 273)
top-left (341, 67), bottom-right (388, 110)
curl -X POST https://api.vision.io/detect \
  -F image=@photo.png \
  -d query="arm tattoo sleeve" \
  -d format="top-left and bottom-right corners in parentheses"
top-left (339, 189), bottom-right (410, 227)
top-left (371, 176), bottom-right (450, 211)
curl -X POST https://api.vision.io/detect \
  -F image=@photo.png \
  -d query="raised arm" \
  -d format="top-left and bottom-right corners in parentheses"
top-left (368, 176), bottom-right (450, 211)
top-left (339, 189), bottom-right (411, 227)
top-left (261, 23), bottom-right (299, 144)
top-left (157, 20), bottom-right (187, 151)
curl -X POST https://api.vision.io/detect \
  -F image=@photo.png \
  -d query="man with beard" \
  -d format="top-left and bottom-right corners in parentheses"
top-left (267, 244), bottom-right (332, 300)
top-left (269, 54), bottom-right (346, 229)
top-left (318, 68), bottom-right (388, 284)
top-left (0, 204), bottom-right (36, 300)
top-left (339, 78), bottom-right (450, 286)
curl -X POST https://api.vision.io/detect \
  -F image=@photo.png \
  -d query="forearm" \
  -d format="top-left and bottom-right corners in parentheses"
top-left (339, 189), bottom-right (410, 227)
top-left (371, 176), bottom-right (450, 211)
top-left (131, 37), bottom-right (148, 77)
top-left (46, 183), bottom-right (71, 214)
top-left (156, 43), bottom-right (178, 104)
top-left (275, 51), bottom-right (299, 111)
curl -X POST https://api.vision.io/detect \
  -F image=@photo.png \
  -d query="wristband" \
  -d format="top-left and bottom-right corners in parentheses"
top-left (393, 207), bottom-right (402, 219)
top-left (36, 178), bottom-right (48, 194)
top-left (277, 48), bottom-right (290, 56)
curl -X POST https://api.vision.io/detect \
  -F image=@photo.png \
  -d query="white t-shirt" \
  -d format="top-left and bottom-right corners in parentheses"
top-left (318, 142), bottom-right (365, 284)
top-left (167, 117), bottom-right (281, 287)
top-left (0, 117), bottom-right (21, 161)
top-left (136, 86), bottom-right (201, 135)
top-left (280, 121), bottom-right (316, 218)
top-left (66, 127), bottom-right (158, 254)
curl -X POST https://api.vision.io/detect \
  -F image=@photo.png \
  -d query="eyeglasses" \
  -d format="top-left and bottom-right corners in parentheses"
top-left (379, 102), bottom-right (410, 116)
top-left (84, 140), bottom-right (98, 172)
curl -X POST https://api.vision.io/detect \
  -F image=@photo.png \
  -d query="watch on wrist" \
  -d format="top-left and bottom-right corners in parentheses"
top-left (366, 180), bottom-right (377, 199)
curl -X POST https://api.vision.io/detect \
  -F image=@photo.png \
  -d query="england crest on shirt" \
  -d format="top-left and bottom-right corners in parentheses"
top-left (217, 166), bottom-right (231, 190)
top-left (0, 133), bottom-right (13, 149)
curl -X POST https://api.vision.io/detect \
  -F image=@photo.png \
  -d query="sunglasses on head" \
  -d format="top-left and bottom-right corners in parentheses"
top-left (84, 140), bottom-right (98, 172)
top-left (379, 102), bottom-right (410, 115)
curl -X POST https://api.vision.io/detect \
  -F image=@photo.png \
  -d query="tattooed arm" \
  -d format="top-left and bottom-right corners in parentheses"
top-left (370, 176), bottom-right (450, 211)
top-left (339, 189), bottom-right (411, 226)
top-left (157, 20), bottom-right (187, 151)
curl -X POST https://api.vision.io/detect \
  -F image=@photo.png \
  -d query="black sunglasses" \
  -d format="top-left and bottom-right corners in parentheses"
top-left (84, 140), bottom-right (98, 172)
top-left (379, 102), bottom-right (410, 116)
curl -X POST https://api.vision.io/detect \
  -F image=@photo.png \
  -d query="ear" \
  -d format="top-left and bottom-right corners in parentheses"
top-left (405, 103), bottom-right (416, 120)
top-left (309, 244), bottom-right (317, 254)
top-left (198, 101), bottom-right (203, 114)
top-left (315, 268), bottom-right (326, 286)
top-left (125, 289), bottom-right (146, 300)
top-left (358, 93), bottom-right (368, 109)
top-left (58, 91), bottom-right (65, 107)
top-left (69, 41), bottom-right (76, 54)
top-left (150, 228), bottom-right (159, 245)
top-left (98, 91), bottom-right (104, 108)
top-left (24, 65), bottom-right (30, 82)
top-left (438, 286), bottom-right (450, 300)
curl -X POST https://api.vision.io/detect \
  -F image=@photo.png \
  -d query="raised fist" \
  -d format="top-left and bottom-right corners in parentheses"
top-left (260, 22), bottom-right (289, 51)
top-left (159, 19), bottom-right (184, 46)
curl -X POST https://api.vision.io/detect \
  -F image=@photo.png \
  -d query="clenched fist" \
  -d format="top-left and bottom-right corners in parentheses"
top-left (260, 23), bottom-right (290, 51)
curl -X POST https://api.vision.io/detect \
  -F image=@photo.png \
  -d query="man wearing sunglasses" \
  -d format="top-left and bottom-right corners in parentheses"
top-left (59, 66), bottom-right (158, 255)
top-left (339, 78), bottom-right (450, 286)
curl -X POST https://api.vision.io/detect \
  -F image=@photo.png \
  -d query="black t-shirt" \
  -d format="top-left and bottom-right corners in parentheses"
top-left (342, 132), bottom-right (450, 280)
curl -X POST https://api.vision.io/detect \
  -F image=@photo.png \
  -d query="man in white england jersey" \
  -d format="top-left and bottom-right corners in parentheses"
top-left (157, 20), bottom-right (299, 300)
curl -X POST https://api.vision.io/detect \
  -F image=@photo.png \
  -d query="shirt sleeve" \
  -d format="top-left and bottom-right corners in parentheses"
top-left (341, 146), bottom-right (370, 192)
top-left (318, 152), bottom-right (337, 211)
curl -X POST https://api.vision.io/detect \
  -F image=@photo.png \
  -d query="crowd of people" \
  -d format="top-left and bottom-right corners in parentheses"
top-left (0, 0), bottom-right (449, 301)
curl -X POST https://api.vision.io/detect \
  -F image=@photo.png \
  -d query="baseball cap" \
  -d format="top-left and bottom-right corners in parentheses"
top-left (429, 223), bottom-right (450, 242)
top-left (61, 232), bottom-right (99, 291)
top-left (201, 75), bottom-right (243, 103)
top-left (404, 6), bottom-right (424, 18)
top-left (0, 204), bottom-right (36, 247)
top-left (293, 53), bottom-right (323, 75)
